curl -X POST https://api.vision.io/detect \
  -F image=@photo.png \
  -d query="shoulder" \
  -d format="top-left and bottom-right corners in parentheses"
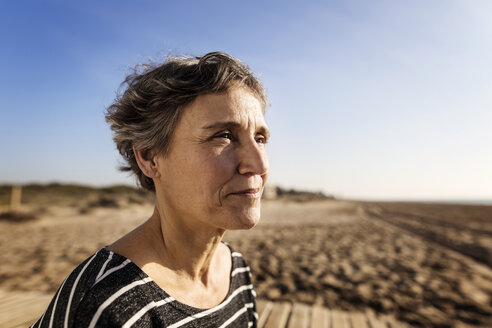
top-left (31, 248), bottom-right (151, 327)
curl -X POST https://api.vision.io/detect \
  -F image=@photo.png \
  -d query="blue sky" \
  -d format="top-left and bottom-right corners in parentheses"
top-left (1, 0), bottom-right (491, 200)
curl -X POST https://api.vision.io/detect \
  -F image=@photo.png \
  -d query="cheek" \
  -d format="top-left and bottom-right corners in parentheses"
top-left (205, 153), bottom-right (237, 185)
top-left (185, 150), bottom-right (237, 191)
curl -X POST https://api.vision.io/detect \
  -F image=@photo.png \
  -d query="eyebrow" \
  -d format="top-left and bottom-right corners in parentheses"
top-left (202, 121), bottom-right (271, 138)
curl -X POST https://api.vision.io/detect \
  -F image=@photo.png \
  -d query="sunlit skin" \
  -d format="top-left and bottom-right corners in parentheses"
top-left (107, 87), bottom-right (269, 309)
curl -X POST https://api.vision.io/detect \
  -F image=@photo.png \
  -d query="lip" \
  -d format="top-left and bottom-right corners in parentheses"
top-left (229, 188), bottom-right (262, 198)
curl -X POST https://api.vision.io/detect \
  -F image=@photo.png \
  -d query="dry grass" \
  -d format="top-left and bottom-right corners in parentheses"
top-left (0, 210), bottom-right (38, 223)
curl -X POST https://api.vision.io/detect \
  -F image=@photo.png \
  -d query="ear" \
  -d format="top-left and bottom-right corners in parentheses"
top-left (133, 145), bottom-right (161, 179)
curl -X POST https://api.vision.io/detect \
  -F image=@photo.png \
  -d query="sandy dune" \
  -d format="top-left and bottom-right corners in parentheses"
top-left (1, 197), bottom-right (491, 327)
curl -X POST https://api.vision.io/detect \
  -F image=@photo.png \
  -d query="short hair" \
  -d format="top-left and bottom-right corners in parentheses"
top-left (105, 51), bottom-right (267, 191)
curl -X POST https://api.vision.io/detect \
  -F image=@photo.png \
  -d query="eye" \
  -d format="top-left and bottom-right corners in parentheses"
top-left (256, 134), bottom-right (268, 144)
top-left (214, 131), bottom-right (233, 140)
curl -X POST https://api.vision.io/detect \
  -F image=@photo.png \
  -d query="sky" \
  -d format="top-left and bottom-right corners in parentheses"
top-left (1, 0), bottom-right (491, 201)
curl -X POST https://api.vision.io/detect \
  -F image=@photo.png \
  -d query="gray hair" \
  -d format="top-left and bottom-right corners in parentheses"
top-left (105, 51), bottom-right (267, 191)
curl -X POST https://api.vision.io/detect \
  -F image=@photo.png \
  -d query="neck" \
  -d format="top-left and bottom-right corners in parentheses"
top-left (144, 206), bottom-right (226, 285)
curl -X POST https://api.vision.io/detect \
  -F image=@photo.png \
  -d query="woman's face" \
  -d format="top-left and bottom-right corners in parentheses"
top-left (153, 87), bottom-right (269, 231)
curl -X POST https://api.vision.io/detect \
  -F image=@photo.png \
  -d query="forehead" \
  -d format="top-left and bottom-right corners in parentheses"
top-left (180, 87), bottom-right (267, 129)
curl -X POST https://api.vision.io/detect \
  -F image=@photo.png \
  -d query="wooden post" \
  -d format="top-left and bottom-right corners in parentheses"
top-left (10, 185), bottom-right (22, 211)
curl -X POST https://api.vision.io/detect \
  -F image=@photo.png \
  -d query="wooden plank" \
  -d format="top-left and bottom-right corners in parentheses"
top-left (257, 300), bottom-right (274, 328)
top-left (2, 315), bottom-right (42, 328)
top-left (0, 298), bottom-right (47, 327)
top-left (0, 294), bottom-right (29, 307)
top-left (0, 291), bottom-right (49, 303)
top-left (257, 299), bottom-right (273, 319)
top-left (0, 294), bottom-right (50, 313)
top-left (386, 317), bottom-right (407, 328)
top-left (349, 313), bottom-right (369, 328)
top-left (10, 185), bottom-right (22, 211)
top-left (0, 290), bottom-right (50, 328)
top-left (257, 299), bottom-right (267, 316)
top-left (330, 310), bottom-right (350, 328)
top-left (11, 323), bottom-right (38, 328)
top-left (310, 305), bottom-right (329, 328)
top-left (366, 314), bottom-right (388, 328)
top-left (264, 302), bottom-right (292, 328)
top-left (287, 303), bottom-right (310, 328)
top-left (0, 297), bottom-right (45, 320)
top-left (5, 320), bottom-right (39, 328)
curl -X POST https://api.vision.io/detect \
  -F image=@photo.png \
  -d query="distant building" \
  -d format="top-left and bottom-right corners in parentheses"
top-left (262, 184), bottom-right (334, 201)
top-left (262, 184), bottom-right (278, 200)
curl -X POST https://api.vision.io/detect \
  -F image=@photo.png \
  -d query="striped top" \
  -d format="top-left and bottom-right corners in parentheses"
top-left (30, 243), bottom-right (257, 327)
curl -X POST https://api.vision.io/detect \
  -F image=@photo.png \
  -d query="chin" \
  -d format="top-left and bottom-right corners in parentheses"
top-left (228, 208), bottom-right (260, 230)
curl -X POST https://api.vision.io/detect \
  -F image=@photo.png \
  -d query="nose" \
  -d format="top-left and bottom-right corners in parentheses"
top-left (237, 138), bottom-right (269, 176)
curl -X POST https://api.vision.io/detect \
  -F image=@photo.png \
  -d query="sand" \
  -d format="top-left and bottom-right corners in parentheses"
top-left (1, 198), bottom-right (491, 327)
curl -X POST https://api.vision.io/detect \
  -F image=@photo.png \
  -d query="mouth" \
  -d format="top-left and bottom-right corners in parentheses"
top-left (228, 188), bottom-right (262, 199)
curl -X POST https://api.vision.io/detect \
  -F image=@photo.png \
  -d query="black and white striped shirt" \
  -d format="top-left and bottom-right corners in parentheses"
top-left (30, 243), bottom-right (257, 327)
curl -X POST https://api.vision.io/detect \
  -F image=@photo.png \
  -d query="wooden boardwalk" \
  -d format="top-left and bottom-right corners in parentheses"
top-left (256, 300), bottom-right (408, 328)
top-left (0, 289), bottom-right (52, 328)
top-left (0, 289), bottom-right (407, 327)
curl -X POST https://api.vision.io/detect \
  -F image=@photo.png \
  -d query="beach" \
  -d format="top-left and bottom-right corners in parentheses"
top-left (1, 187), bottom-right (491, 327)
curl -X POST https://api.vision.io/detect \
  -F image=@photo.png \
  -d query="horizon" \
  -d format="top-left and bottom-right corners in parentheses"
top-left (1, 181), bottom-right (491, 205)
top-left (1, 0), bottom-right (491, 201)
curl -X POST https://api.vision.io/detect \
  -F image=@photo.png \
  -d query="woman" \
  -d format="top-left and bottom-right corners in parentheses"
top-left (31, 52), bottom-right (269, 327)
